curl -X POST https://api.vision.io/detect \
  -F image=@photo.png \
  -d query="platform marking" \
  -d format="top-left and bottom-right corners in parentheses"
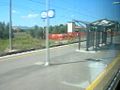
top-left (86, 53), bottom-right (120, 90)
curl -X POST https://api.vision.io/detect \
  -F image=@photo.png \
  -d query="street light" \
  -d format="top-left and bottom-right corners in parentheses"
top-left (9, 0), bottom-right (12, 51)
top-left (44, 0), bottom-right (50, 66)
top-left (41, 0), bottom-right (55, 66)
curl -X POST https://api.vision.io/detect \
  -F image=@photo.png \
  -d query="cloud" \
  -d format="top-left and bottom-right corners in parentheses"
top-left (21, 13), bottom-right (39, 19)
top-left (12, 10), bottom-right (19, 14)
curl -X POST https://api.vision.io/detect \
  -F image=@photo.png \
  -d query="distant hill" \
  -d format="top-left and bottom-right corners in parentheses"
top-left (12, 26), bottom-right (32, 32)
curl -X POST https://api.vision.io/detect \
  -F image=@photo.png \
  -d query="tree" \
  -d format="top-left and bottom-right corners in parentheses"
top-left (29, 25), bottom-right (45, 39)
top-left (0, 22), bottom-right (10, 39)
top-left (28, 24), bottom-right (67, 39)
top-left (50, 24), bottom-right (67, 34)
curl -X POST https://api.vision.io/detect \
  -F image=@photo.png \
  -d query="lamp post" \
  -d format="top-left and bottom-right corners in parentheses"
top-left (45, 0), bottom-right (50, 66)
top-left (9, 0), bottom-right (12, 51)
top-left (41, 0), bottom-right (55, 66)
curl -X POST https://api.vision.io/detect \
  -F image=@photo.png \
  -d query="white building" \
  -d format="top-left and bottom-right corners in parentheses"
top-left (67, 22), bottom-right (75, 33)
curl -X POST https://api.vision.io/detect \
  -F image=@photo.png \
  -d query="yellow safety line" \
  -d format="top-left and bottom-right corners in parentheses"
top-left (86, 54), bottom-right (120, 90)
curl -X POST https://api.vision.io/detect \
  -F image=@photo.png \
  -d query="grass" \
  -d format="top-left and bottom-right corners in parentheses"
top-left (0, 39), bottom-right (9, 54)
top-left (13, 32), bottom-right (45, 50)
top-left (0, 32), bottom-right (45, 54)
top-left (0, 32), bottom-right (78, 55)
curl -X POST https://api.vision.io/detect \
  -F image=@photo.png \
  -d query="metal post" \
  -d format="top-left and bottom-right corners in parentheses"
top-left (95, 28), bottom-right (98, 51)
top-left (97, 28), bottom-right (100, 47)
top-left (9, 0), bottom-right (12, 51)
top-left (78, 31), bottom-right (81, 50)
top-left (45, 0), bottom-right (50, 66)
top-left (92, 29), bottom-right (95, 50)
top-left (110, 28), bottom-right (113, 44)
top-left (104, 27), bottom-right (107, 45)
top-left (86, 25), bottom-right (89, 51)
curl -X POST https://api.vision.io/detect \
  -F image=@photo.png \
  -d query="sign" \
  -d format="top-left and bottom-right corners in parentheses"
top-left (41, 9), bottom-right (55, 19)
top-left (41, 11), bottom-right (47, 19)
top-left (48, 9), bottom-right (55, 18)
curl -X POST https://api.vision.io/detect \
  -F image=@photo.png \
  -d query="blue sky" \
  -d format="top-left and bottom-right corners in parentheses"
top-left (0, 0), bottom-right (120, 26)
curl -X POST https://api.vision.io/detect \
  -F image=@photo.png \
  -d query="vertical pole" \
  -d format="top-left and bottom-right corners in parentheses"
top-left (45, 0), bottom-right (50, 66)
top-left (86, 25), bottom-right (89, 51)
top-left (98, 27), bottom-right (100, 47)
top-left (110, 28), bottom-right (113, 44)
top-left (104, 27), bottom-right (107, 45)
top-left (95, 28), bottom-right (98, 51)
top-left (78, 31), bottom-right (81, 50)
top-left (92, 29), bottom-right (95, 50)
top-left (9, 0), bottom-right (12, 51)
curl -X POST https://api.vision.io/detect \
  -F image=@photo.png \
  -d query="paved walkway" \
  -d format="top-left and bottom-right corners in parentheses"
top-left (0, 36), bottom-right (119, 90)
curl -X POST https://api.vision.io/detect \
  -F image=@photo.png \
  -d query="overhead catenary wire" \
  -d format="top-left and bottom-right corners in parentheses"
top-left (27, 0), bottom-right (100, 19)
top-left (0, 0), bottom-right (100, 20)
top-left (0, 0), bottom-right (106, 26)
top-left (58, 0), bottom-right (100, 17)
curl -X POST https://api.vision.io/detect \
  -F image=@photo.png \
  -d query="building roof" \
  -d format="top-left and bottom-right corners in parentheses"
top-left (91, 19), bottom-right (117, 27)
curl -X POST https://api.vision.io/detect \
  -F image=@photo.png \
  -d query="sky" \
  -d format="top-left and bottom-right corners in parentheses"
top-left (0, 0), bottom-right (120, 27)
